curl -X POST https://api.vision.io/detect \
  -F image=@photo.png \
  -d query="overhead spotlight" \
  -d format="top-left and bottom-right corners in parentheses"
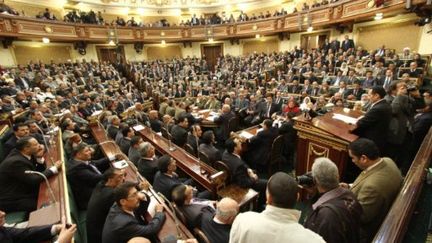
top-left (374, 13), bottom-right (383, 20)
top-left (161, 40), bottom-right (166, 45)
top-left (255, 34), bottom-right (260, 39)
top-left (208, 38), bottom-right (214, 43)
top-left (42, 37), bottom-right (50, 44)
top-left (108, 40), bottom-right (116, 46)
top-left (307, 26), bottom-right (313, 32)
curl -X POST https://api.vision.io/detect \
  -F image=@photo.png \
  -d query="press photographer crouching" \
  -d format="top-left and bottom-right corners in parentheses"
top-left (302, 157), bottom-right (362, 243)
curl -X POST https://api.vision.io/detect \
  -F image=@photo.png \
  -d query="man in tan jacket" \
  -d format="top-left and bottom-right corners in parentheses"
top-left (341, 138), bottom-right (402, 242)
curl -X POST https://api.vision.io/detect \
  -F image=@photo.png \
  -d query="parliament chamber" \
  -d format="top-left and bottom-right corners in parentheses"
top-left (0, 0), bottom-right (432, 242)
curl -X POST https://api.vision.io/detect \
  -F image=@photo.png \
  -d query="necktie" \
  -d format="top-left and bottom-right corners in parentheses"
top-left (267, 104), bottom-right (271, 117)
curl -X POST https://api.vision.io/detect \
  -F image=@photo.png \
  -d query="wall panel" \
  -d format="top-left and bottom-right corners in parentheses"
top-left (146, 45), bottom-right (182, 60)
top-left (242, 39), bottom-right (278, 55)
top-left (14, 45), bottom-right (71, 65)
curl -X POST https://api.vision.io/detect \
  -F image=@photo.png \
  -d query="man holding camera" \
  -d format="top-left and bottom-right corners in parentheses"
top-left (304, 158), bottom-right (362, 243)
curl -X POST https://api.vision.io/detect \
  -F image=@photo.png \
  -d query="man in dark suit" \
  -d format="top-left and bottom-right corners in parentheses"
top-left (137, 142), bottom-right (158, 183)
top-left (102, 182), bottom-right (165, 243)
top-left (247, 119), bottom-right (278, 171)
top-left (341, 35), bottom-right (355, 52)
top-left (170, 115), bottom-right (189, 147)
top-left (128, 136), bottom-right (143, 166)
top-left (14, 71), bottom-right (31, 90)
top-left (199, 131), bottom-right (222, 165)
top-left (222, 138), bottom-right (267, 206)
top-left (86, 168), bottom-right (126, 243)
top-left (214, 104), bottom-right (236, 142)
top-left (346, 81), bottom-right (365, 101)
top-left (0, 210), bottom-right (76, 243)
top-left (3, 123), bottom-right (31, 158)
top-left (118, 127), bottom-right (135, 155)
top-left (148, 110), bottom-right (162, 132)
top-left (187, 124), bottom-right (202, 156)
top-left (288, 80), bottom-right (302, 94)
top-left (152, 155), bottom-right (185, 201)
top-left (107, 116), bottom-right (121, 140)
top-left (201, 197), bottom-right (239, 243)
top-left (67, 143), bottom-right (110, 210)
top-left (0, 136), bottom-right (62, 213)
top-left (171, 184), bottom-right (216, 229)
top-left (255, 94), bottom-right (278, 125)
top-left (351, 86), bottom-right (392, 154)
top-left (330, 39), bottom-right (340, 53)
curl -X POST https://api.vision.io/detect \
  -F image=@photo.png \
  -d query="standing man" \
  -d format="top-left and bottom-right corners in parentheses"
top-left (351, 86), bottom-right (392, 155)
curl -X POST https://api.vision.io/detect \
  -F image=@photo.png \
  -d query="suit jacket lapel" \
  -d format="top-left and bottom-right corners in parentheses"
top-left (351, 161), bottom-right (386, 190)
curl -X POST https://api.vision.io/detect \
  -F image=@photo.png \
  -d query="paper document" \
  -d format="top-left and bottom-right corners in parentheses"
top-left (133, 125), bottom-right (145, 131)
top-left (239, 131), bottom-right (254, 139)
top-left (332, 114), bottom-right (359, 125)
top-left (113, 160), bottom-right (129, 169)
top-left (206, 115), bottom-right (219, 121)
top-left (198, 109), bottom-right (210, 114)
top-left (91, 110), bottom-right (103, 117)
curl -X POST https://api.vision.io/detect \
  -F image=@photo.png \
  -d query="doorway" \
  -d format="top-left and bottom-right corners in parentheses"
top-left (201, 44), bottom-right (223, 72)
top-left (300, 31), bottom-right (330, 51)
top-left (96, 46), bottom-right (126, 64)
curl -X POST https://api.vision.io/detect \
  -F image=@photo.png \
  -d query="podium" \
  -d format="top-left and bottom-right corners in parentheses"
top-left (293, 108), bottom-right (362, 180)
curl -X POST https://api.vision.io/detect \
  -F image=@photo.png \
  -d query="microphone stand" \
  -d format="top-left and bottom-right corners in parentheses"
top-left (157, 192), bottom-right (182, 240)
top-left (25, 170), bottom-right (57, 204)
top-left (165, 123), bottom-right (176, 152)
top-left (193, 126), bottom-right (205, 175)
top-left (35, 123), bottom-right (55, 164)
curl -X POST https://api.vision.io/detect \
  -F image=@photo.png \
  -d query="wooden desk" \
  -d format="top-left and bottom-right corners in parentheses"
top-left (89, 124), bottom-right (195, 240)
top-left (32, 130), bottom-right (71, 226)
top-left (293, 107), bottom-right (361, 179)
top-left (191, 108), bottom-right (219, 128)
top-left (133, 125), bottom-right (259, 210)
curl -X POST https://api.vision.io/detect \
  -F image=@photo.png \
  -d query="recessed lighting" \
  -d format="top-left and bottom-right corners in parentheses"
top-left (374, 13), bottom-right (383, 20)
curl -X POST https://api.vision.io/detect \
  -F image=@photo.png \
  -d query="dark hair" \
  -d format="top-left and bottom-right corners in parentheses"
top-left (16, 136), bottom-right (36, 151)
top-left (114, 181), bottom-right (137, 206)
top-left (348, 138), bottom-right (380, 160)
top-left (72, 142), bottom-right (89, 156)
top-left (387, 81), bottom-right (399, 94)
top-left (130, 135), bottom-right (141, 146)
top-left (267, 172), bottom-right (298, 209)
top-left (121, 126), bottom-right (131, 137)
top-left (370, 86), bottom-right (386, 99)
top-left (201, 130), bottom-right (214, 145)
top-left (177, 114), bottom-right (188, 124)
top-left (13, 122), bottom-right (28, 132)
top-left (171, 184), bottom-right (187, 207)
top-left (263, 119), bottom-right (272, 128)
top-left (102, 167), bottom-right (121, 183)
top-left (157, 154), bottom-right (173, 173)
top-left (225, 138), bottom-right (236, 154)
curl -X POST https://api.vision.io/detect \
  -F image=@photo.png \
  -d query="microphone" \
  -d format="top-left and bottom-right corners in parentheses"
top-left (193, 126), bottom-right (205, 175)
top-left (35, 123), bottom-right (54, 163)
top-left (25, 170), bottom-right (57, 204)
top-left (157, 192), bottom-right (182, 240)
top-left (165, 122), bottom-right (176, 152)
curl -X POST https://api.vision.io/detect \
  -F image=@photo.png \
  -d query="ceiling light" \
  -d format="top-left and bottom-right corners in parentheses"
top-left (307, 26), bottom-right (313, 32)
top-left (161, 40), bottom-right (166, 45)
top-left (160, 32), bottom-right (165, 36)
top-left (374, 13), bottom-right (383, 20)
top-left (137, 8), bottom-right (145, 16)
top-left (255, 34), bottom-right (261, 39)
top-left (108, 40), bottom-right (115, 46)
top-left (42, 37), bottom-right (50, 44)
top-left (252, 25), bottom-right (258, 30)
top-left (208, 38), bottom-right (214, 43)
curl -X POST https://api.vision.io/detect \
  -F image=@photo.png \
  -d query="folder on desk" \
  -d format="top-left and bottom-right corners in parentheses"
top-left (28, 202), bottom-right (60, 227)
top-left (239, 131), bottom-right (254, 139)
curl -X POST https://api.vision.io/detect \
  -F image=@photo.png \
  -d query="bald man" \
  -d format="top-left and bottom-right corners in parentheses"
top-left (201, 197), bottom-right (239, 243)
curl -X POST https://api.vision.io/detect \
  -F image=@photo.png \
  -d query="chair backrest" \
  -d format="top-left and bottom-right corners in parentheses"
top-left (193, 228), bottom-right (211, 243)
top-left (198, 151), bottom-right (211, 166)
top-left (214, 160), bottom-right (231, 184)
top-left (270, 135), bottom-right (284, 161)
top-left (184, 143), bottom-right (197, 157)
top-left (173, 203), bottom-right (187, 225)
top-left (228, 116), bottom-right (239, 134)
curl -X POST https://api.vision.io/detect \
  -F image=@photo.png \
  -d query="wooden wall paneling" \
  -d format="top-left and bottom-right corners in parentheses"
top-left (14, 45), bottom-right (72, 65)
top-left (146, 45), bottom-right (182, 60)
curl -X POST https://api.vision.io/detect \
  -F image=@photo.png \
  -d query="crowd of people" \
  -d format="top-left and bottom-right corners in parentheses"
top-left (1, 0), bottom-right (344, 28)
top-left (0, 38), bottom-right (430, 243)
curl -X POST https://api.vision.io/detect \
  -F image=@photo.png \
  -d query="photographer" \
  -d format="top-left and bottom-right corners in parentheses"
top-left (304, 157), bottom-right (362, 243)
top-left (385, 81), bottom-right (416, 171)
